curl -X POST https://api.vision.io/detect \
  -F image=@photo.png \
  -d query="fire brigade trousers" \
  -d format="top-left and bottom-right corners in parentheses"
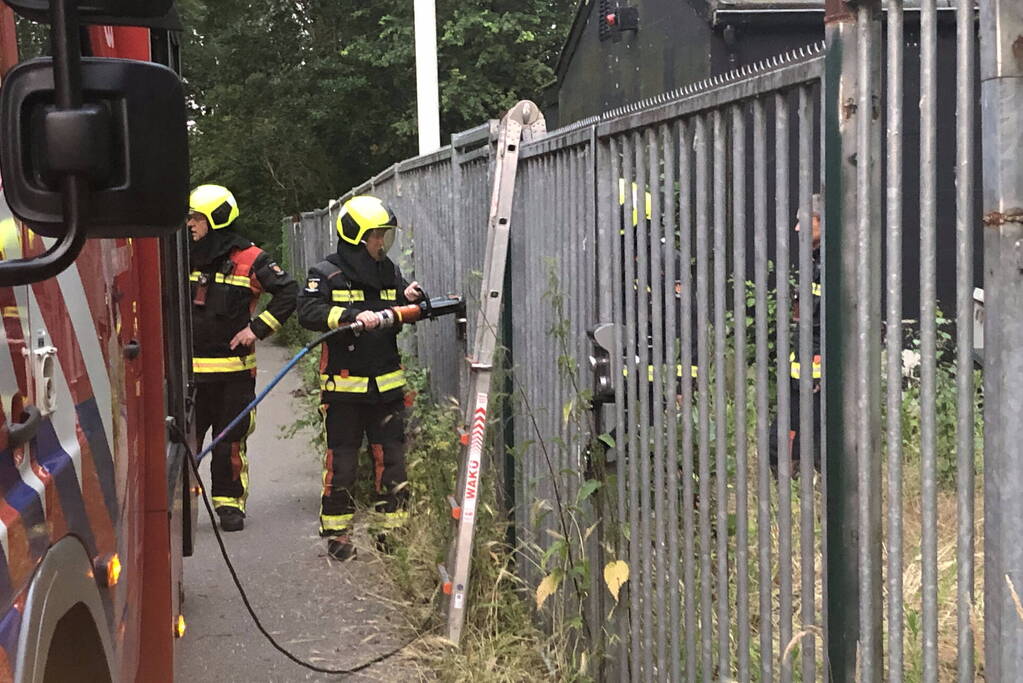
top-left (768, 379), bottom-right (822, 475)
top-left (319, 398), bottom-right (408, 537)
top-left (195, 375), bottom-right (256, 513)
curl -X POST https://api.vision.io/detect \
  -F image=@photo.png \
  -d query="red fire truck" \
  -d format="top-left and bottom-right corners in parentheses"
top-left (0, 1), bottom-right (194, 681)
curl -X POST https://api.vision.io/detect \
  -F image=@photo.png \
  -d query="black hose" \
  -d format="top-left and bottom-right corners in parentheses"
top-left (173, 421), bottom-right (430, 676)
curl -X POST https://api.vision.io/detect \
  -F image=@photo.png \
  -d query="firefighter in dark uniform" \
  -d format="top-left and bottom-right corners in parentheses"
top-left (600, 181), bottom-right (698, 478)
top-left (188, 184), bottom-right (298, 531)
top-left (296, 195), bottom-right (423, 561)
top-left (769, 196), bottom-right (822, 475)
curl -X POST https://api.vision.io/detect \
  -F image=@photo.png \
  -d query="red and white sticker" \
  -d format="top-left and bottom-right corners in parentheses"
top-left (460, 393), bottom-right (488, 519)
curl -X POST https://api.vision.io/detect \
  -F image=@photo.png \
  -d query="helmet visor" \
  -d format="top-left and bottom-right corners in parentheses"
top-left (364, 227), bottom-right (396, 258)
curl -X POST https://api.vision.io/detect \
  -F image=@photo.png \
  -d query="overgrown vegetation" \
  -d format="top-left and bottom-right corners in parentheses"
top-left (282, 262), bottom-right (986, 681)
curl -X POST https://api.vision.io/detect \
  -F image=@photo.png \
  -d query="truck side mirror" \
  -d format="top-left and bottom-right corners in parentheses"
top-left (0, 0), bottom-right (188, 286)
top-left (0, 57), bottom-right (188, 238)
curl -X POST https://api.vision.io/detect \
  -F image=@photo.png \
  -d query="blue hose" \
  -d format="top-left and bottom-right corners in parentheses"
top-left (192, 294), bottom-right (464, 464)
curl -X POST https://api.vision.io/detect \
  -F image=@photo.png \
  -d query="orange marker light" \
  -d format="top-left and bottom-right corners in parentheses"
top-left (94, 553), bottom-right (122, 587)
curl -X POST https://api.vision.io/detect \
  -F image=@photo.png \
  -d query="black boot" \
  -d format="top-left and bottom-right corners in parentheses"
top-left (327, 534), bottom-right (357, 561)
top-left (216, 506), bottom-right (245, 532)
top-left (373, 532), bottom-right (396, 554)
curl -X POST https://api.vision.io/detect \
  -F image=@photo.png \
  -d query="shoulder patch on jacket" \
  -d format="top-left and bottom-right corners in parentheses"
top-left (305, 277), bottom-right (321, 292)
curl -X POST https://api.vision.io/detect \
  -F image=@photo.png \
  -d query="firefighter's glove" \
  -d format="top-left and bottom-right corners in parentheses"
top-left (356, 310), bottom-right (381, 330)
top-left (404, 281), bottom-right (423, 302)
top-left (230, 325), bottom-right (258, 350)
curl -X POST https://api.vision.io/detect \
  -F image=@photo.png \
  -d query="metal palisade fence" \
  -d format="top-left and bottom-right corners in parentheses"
top-left (282, 0), bottom-right (1021, 678)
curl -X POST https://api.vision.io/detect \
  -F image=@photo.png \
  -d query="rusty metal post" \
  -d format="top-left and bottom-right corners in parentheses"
top-left (980, 1), bottom-right (1023, 680)
top-left (823, 0), bottom-right (883, 680)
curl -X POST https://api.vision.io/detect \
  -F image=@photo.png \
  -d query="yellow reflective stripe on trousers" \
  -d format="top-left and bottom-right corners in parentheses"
top-left (210, 410), bottom-right (254, 513)
top-left (380, 289), bottom-right (397, 301)
top-left (193, 355), bottom-right (257, 373)
top-left (319, 513), bottom-right (355, 534)
top-left (812, 282), bottom-right (822, 297)
top-left (376, 369), bottom-right (406, 392)
top-left (327, 306), bottom-right (346, 329)
top-left (320, 374), bottom-right (370, 393)
top-left (625, 364), bottom-right (699, 380)
top-left (332, 290), bottom-right (365, 302)
top-left (371, 509), bottom-right (409, 530)
top-left (789, 352), bottom-right (822, 379)
top-left (212, 496), bottom-right (245, 512)
top-left (258, 310), bottom-right (281, 332)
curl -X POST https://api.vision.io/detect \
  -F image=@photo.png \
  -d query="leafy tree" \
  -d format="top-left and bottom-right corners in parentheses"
top-left (182, 0), bottom-right (575, 251)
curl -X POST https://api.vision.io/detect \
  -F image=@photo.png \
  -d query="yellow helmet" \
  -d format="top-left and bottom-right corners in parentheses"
top-left (189, 184), bottom-right (239, 230)
top-left (336, 195), bottom-right (398, 247)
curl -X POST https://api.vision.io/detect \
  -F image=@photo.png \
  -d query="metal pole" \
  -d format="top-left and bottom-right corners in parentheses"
top-left (854, 6), bottom-right (882, 680)
top-left (774, 88), bottom-right (793, 683)
top-left (953, 1), bottom-right (977, 681)
top-left (694, 114), bottom-right (714, 682)
top-left (919, 0), bottom-right (940, 677)
top-left (731, 102), bottom-right (751, 683)
top-left (823, 0), bottom-right (883, 680)
top-left (678, 119), bottom-right (699, 683)
top-left (884, 2), bottom-right (905, 680)
top-left (980, 1), bottom-right (1023, 681)
top-left (752, 96), bottom-right (773, 683)
top-left (712, 108), bottom-right (730, 680)
top-left (414, 0), bottom-right (441, 154)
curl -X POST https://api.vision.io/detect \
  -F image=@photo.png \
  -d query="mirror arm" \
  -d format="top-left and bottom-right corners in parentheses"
top-left (0, 188), bottom-right (86, 286)
top-left (0, 0), bottom-right (89, 286)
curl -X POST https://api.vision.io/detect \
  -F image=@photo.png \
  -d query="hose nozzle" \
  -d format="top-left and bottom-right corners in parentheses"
top-left (350, 295), bottom-right (465, 334)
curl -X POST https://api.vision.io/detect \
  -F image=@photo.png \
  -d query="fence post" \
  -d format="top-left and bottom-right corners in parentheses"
top-left (980, 0), bottom-right (1023, 680)
top-left (823, 0), bottom-right (883, 680)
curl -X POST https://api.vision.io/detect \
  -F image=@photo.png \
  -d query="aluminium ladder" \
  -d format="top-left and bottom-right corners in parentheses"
top-left (439, 100), bottom-right (546, 646)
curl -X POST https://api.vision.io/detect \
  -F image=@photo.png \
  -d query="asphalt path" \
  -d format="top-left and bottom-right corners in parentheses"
top-left (175, 344), bottom-right (422, 682)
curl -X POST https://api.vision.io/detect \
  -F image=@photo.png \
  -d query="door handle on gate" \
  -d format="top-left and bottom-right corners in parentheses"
top-left (8, 405), bottom-right (41, 448)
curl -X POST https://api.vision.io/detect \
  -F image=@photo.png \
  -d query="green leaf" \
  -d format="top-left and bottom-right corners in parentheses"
top-left (562, 397), bottom-right (576, 424)
top-left (577, 479), bottom-right (602, 503)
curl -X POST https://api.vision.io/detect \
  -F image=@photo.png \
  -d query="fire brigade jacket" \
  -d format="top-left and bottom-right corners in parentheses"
top-left (297, 253), bottom-right (410, 404)
top-left (190, 236), bottom-right (298, 382)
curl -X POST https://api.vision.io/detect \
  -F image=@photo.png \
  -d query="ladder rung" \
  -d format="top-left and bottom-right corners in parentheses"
top-left (447, 495), bottom-right (462, 520)
top-left (438, 564), bottom-right (453, 595)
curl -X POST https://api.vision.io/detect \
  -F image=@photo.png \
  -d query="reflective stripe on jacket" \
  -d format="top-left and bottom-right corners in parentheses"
top-left (296, 254), bottom-right (410, 403)
top-left (190, 242), bottom-right (298, 380)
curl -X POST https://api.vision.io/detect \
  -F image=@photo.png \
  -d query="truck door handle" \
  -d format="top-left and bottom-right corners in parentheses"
top-left (8, 405), bottom-right (41, 448)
